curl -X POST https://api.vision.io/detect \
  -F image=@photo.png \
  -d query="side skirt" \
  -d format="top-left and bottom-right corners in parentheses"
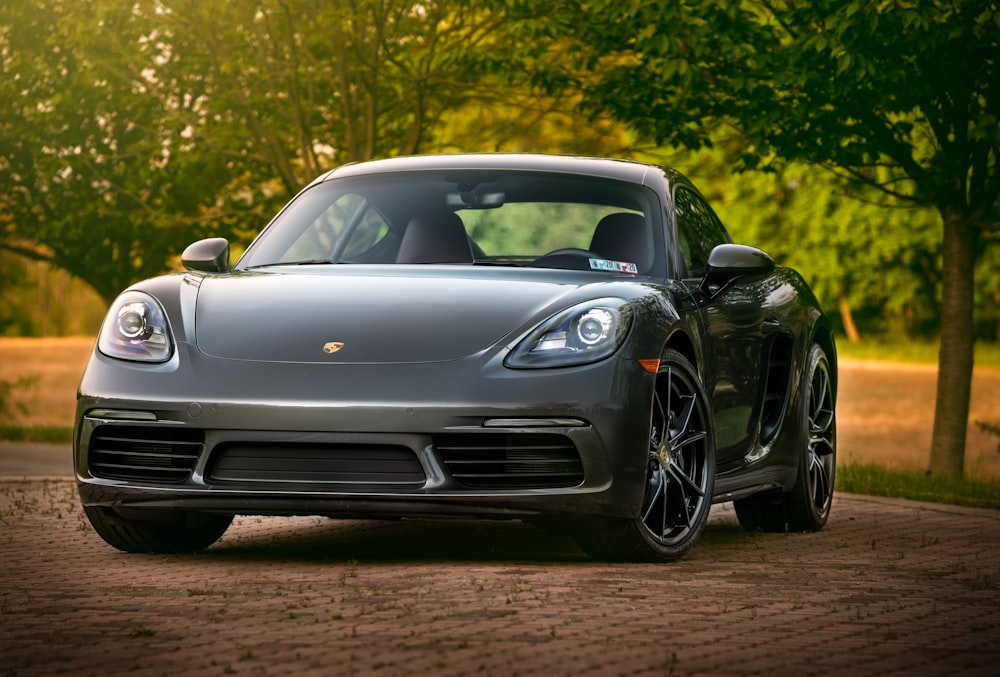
top-left (712, 465), bottom-right (794, 504)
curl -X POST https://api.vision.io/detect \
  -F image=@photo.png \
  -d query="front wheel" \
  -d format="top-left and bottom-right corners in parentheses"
top-left (576, 349), bottom-right (716, 561)
top-left (735, 343), bottom-right (836, 532)
top-left (83, 505), bottom-right (233, 553)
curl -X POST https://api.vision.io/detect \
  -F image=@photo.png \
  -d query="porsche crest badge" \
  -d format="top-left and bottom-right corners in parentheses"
top-left (323, 342), bottom-right (345, 354)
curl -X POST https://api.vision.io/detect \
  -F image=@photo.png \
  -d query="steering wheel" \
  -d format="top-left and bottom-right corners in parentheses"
top-left (531, 248), bottom-right (602, 271)
top-left (541, 248), bottom-right (601, 259)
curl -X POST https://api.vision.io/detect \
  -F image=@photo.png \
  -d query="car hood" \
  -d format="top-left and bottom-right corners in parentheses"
top-left (193, 268), bottom-right (588, 364)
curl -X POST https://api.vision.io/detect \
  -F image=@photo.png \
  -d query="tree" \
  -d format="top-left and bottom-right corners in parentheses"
top-left (506, 0), bottom-right (999, 476)
top-left (0, 0), bottom-right (527, 301)
top-left (139, 0), bottom-right (522, 194)
top-left (0, 0), bottom-right (243, 301)
top-left (668, 146), bottom-right (944, 342)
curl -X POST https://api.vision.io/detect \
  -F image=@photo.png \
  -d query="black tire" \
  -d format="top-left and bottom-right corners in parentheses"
top-left (83, 505), bottom-right (233, 554)
top-left (576, 349), bottom-right (716, 561)
top-left (735, 343), bottom-right (836, 532)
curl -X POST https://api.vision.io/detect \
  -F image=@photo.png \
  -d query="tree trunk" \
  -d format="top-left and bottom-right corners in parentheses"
top-left (838, 295), bottom-right (861, 344)
top-left (928, 207), bottom-right (977, 477)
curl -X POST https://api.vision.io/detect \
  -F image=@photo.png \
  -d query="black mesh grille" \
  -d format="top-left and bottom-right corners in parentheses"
top-left (88, 426), bottom-right (203, 483)
top-left (207, 443), bottom-right (426, 486)
top-left (434, 433), bottom-right (583, 488)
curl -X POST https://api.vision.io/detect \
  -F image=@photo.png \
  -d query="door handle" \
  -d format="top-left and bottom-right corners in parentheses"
top-left (760, 318), bottom-right (781, 334)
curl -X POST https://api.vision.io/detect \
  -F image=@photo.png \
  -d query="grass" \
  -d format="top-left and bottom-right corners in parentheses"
top-left (0, 425), bottom-right (73, 444)
top-left (837, 337), bottom-right (1000, 369)
top-left (837, 461), bottom-right (1000, 511)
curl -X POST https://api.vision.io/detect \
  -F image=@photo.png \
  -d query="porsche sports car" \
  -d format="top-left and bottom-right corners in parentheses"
top-left (74, 153), bottom-right (837, 561)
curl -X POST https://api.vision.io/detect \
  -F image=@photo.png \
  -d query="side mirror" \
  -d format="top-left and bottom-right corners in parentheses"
top-left (701, 244), bottom-right (774, 293)
top-left (182, 238), bottom-right (230, 273)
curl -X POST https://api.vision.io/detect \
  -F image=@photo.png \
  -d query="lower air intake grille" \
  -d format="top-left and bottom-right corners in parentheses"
top-left (207, 443), bottom-right (426, 487)
top-left (88, 426), bottom-right (203, 483)
top-left (434, 433), bottom-right (583, 489)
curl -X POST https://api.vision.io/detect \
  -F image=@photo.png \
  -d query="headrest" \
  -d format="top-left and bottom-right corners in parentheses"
top-left (590, 212), bottom-right (652, 273)
top-left (396, 211), bottom-right (472, 264)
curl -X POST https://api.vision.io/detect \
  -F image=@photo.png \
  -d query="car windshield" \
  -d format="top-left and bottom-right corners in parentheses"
top-left (238, 170), bottom-right (662, 275)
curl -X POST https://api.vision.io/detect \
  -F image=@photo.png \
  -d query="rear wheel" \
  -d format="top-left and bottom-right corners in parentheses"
top-left (577, 349), bottom-right (715, 561)
top-left (83, 505), bottom-right (233, 553)
top-left (735, 343), bottom-right (836, 532)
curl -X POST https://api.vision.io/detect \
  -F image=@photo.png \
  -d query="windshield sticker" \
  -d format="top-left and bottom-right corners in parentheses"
top-left (589, 258), bottom-right (638, 274)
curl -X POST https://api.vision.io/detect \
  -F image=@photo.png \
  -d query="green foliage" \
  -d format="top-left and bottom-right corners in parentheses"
top-left (503, 0), bottom-right (998, 226)
top-left (0, 254), bottom-right (34, 336)
top-left (137, 0), bottom-right (511, 184)
top-left (0, 375), bottom-right (38, 424)
top-left (0, 252), bottom-right (106, 336)
top-left (0, 0), bottom-right (251, 301)
top-left (652, 144), bottom-right (947, 339)
top-left (464, 202), bottom-right (621, 254)
top-left (976, 420), bottom-right (1000, 453)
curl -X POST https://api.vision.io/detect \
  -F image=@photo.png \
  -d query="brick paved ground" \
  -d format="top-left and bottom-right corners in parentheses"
top-left (1, 480), bottom-right (998, 676)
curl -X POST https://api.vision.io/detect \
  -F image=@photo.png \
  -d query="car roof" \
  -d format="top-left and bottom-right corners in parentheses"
top-left (316, 153), bottom-right (684, 191)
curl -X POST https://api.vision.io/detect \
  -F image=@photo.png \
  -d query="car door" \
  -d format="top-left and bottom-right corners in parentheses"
top-left (672, 185), bottom-right (780, 468)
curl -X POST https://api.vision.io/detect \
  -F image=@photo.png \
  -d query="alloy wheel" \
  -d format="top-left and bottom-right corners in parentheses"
top-left (641, 363), bottom-right (713, 547)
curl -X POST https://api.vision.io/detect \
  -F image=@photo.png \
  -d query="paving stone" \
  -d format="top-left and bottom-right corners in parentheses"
top-left (1, 480), bottom-right (998, 676)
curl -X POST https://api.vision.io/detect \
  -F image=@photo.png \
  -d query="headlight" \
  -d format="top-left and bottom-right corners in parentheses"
top-left (98, 291), bottom-right (173, 362)
top-left (505, 298), bottom-right (632, 368)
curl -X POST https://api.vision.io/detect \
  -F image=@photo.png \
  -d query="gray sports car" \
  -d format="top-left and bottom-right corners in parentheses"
top-left (75, 153), bottom-right (837, 561)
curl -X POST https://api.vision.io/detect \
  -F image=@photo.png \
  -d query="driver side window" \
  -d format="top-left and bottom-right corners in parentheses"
top-left (674, 187), bottom-right (730, 278)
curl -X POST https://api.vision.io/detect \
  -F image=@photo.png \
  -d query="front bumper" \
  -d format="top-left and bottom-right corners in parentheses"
top-left (75, 343), bottom-right (656, 521)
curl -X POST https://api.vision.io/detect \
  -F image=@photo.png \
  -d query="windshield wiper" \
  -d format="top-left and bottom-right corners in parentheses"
top-left (247, 259), bottom-right (339, 269)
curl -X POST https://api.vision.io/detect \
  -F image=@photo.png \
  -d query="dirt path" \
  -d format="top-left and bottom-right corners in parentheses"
top-left (2, 338), bottom-right (999, 478)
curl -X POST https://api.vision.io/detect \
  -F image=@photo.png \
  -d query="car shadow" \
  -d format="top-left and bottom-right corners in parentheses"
top-left (198, 510), bottom-right (757, 564)
top-left (206, 516), bottom-right (587, 563)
